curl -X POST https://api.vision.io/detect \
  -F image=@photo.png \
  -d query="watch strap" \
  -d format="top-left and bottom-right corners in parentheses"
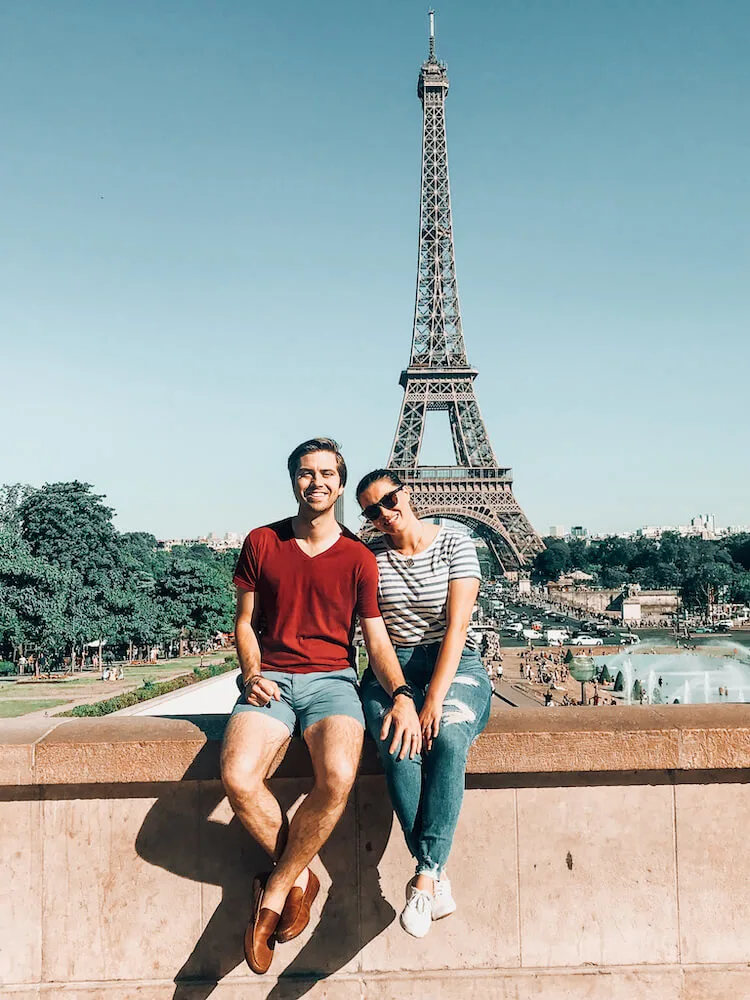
top-left (392, 684), bottom-right (415, 702)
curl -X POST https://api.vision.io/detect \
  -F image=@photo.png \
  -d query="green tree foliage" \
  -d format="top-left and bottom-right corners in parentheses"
top-left (532, 541), bottom-right (572, 584)
top-left (613, 670), bottom-right (624, 692)
top-left (19, 481), bottom-right (121, 580)
top-left (0, 483), bottom-right (237, 661)
top-left (531, 530), bottom-right (750, 609)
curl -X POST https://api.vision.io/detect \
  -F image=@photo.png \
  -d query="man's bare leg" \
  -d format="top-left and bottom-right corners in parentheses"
top-left (261, 714), bottom-right (364, 913)
top-left (220, 711), bottom-right (292, 861)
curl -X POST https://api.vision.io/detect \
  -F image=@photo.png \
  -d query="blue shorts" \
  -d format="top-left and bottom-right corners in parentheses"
top-left (231, 666), bottom-right (365, 735)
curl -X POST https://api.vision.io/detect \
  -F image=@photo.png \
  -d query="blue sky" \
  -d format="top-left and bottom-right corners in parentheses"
top-left (2, 1), bottom-right (748, 539)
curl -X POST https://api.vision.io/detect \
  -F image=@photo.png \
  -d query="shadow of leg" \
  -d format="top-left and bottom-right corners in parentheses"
top-left (263, 777), bottom-right (395, 1000)
top-left (135, 768), bottom-right (304, 999)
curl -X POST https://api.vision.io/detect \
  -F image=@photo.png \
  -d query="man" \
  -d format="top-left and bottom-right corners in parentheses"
top-left (221, 437), bottom-right (421, 975)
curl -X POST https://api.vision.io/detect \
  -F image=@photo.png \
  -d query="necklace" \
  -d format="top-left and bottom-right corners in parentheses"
top-left (399, 527), bottom-right (427, 567)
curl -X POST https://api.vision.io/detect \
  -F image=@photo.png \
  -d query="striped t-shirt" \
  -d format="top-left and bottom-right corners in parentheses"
top-left (369, 526), bottom-right (482, 647)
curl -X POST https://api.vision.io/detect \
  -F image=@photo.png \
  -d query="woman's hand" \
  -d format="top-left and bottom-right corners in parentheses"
top-left (419, 693), bottom-right (444, 751)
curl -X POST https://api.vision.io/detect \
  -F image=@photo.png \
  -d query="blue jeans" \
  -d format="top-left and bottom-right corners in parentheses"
top-left (361, 644), bottom-right (492, 879)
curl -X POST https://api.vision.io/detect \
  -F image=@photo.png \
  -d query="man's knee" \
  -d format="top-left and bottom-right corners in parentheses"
top-left (220, 736), bottom-right (281, 801)
top-left (315, 757), bottom-right (359, 802)
top-left (220, 747), bottom-right (264, 801)
top-left (305, 715), bottom-right (363, 799)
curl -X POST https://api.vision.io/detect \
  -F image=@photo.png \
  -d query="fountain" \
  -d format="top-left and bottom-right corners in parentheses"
top-left (594, 640), bottom-right (750, 706)
top-left (621, 657), bottom-right (634, 705)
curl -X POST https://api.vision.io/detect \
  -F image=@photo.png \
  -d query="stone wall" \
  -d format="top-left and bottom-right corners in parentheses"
top-left (2, 707), bottom-right (750, 998)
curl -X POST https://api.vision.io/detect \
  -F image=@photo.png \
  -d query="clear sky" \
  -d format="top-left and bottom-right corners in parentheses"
top-left (2, 0), bottom-right (748, 539)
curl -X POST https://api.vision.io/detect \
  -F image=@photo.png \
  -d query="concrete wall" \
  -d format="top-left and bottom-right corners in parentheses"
top-left (2, 707), bottom-right (750, 998)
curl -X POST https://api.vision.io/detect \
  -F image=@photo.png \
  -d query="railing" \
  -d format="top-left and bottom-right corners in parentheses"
top-left (393, 465), bottom-right (513, 482)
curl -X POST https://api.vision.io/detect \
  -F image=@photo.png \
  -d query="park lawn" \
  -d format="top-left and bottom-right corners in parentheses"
top-left (0, 679), bottom-right (88, 697)
top-left (0, 656), bottom-right (230, 699)
top-left (0, 699), bottom-right (68, 718)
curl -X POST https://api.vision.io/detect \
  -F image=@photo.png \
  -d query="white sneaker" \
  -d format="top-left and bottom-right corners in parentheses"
top-left (432, 874), bottom-right (456, 920)
top-left (400, 885), bottom-right (433, 938)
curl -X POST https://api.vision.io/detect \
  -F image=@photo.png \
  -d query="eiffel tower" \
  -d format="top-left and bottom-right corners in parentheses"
top-left (387, 13), bottom-right (543, 572)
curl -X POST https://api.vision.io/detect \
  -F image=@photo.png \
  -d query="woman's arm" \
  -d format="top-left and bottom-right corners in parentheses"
top-left (360, 616), bottom-right (422, 759)
top-left (420, 576), bottom-right (480, 747)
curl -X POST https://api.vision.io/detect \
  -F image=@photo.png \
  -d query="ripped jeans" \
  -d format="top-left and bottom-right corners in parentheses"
top-left (360, 643), bottom-right (492, 879)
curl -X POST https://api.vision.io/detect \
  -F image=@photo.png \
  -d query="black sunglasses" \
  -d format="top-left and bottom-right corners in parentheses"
top-left (360, 485), bottom-right (404, 522)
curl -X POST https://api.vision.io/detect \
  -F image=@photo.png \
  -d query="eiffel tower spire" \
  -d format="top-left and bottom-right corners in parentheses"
top-left (386, 13), bottom-right (543, 571)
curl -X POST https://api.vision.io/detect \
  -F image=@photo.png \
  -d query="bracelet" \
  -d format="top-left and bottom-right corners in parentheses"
top-left (391, 684), bottom-right (415, 702)
top-left (243, 674), bottom-right (262, 691)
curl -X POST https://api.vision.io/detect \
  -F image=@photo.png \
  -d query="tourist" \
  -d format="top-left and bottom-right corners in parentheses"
top-left (356, 469), bottom-right (492, 938)
top-left (220, 440), bottom-right (420, 975)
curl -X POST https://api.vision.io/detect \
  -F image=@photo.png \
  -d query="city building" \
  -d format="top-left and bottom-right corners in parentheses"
top-left (158, 532), bottom-right (244, 552)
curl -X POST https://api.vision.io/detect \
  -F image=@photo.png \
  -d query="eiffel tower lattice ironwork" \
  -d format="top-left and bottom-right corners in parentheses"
top-left (387, 13), bottom-right (543, 571)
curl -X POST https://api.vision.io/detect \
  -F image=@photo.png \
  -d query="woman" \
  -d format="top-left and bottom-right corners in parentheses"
top-left (356, 469), bottom-right (492, 938)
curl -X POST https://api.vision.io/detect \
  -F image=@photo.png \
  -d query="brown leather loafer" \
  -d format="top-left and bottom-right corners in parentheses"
top-left (276, 869), bottom-right (321, 944)
top-left (244, 872), bottom-right (281, 975)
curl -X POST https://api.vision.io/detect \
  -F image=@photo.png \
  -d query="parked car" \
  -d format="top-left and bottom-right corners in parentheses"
top-left (716, 620), bottom-right (734, 630)
top-left (570, 635), bottom-right (603, 646)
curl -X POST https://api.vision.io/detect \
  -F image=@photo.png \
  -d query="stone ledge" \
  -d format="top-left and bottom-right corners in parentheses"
top-left (1, 703), bottom-right (749, 786)
top-left (0, 705), bottom-right (750, 786)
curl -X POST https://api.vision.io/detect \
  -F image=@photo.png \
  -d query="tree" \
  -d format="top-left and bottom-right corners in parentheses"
top-left (681, 559), bottom-right (735, 613)
top-left (155, 557), bottom-right (234, 643)
top-left (532, 540), bottom-right (572, 584)
top-left (19, 482), bottom-right (121, 582)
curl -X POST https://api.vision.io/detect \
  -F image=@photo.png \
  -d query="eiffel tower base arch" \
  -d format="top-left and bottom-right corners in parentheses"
top-left (397, 471), bottom-right (544, 574)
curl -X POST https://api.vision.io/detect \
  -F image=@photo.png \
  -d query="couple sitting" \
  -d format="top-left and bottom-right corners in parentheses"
top-left (220, 437), bottom-right (492, 974)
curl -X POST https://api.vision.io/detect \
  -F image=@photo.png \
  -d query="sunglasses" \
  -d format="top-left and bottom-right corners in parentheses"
top-left (360, 485), bottom-right (404, 522)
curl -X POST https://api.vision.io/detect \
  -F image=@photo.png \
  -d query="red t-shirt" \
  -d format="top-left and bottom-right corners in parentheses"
top-left (233, 519), bottom-right (381, 674)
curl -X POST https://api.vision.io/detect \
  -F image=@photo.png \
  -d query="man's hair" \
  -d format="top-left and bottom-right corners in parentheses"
top-left (355, 468), bottom-right (404, 498)
top-left (287, 438), bottom-right (348, 487)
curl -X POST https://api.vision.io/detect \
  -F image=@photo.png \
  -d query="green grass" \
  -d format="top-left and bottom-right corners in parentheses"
top-left (357, 645), bottom-right (369, 679)
top-left (0, 699), bottom-right (68, 718)
top-left (0, 679), bottom-right (89, 698)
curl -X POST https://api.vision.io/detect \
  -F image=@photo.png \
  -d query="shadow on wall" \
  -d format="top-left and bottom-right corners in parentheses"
top-left (135, 738), bottom-right (395, 1000)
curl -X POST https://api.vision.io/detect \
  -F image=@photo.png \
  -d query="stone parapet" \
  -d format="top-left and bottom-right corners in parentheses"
top-left (2, 706), bottom-right (750, 997)
top-left (3, 703), bottom-right (750, 786)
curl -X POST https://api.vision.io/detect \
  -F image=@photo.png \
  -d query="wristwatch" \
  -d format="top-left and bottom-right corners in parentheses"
top-left (391, 684), bottom-right (415, 702)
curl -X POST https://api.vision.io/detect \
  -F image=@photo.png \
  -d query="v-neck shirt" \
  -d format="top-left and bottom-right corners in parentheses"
top-left (233, 518), bottom-right (380, 673)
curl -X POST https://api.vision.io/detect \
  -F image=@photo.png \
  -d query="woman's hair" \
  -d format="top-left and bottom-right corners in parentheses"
top-left (355, 468), bottom-right (404, 499)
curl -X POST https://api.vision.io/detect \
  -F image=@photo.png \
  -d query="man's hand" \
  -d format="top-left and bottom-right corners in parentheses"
top-left (419, 693), bottom-right (444, 752)
top-left (243, 675), bottom-right (281, 707)
top-left (381, 696), bottom-right (422, 760)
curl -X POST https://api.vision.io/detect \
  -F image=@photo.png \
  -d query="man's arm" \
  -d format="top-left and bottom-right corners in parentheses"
top-left (360, 616), bottom-right (422, 760)
top-left (234, 588), bottom-right (280, 706)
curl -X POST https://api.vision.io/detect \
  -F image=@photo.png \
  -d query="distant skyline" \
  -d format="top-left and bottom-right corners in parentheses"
top-left (2, 1), bottom-right (748, 537)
